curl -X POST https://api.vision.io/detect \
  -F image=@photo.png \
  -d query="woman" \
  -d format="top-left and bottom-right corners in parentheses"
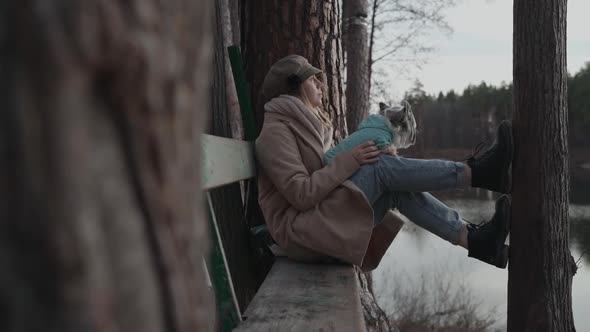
top-left (255, 54), bottom-right (512, 271)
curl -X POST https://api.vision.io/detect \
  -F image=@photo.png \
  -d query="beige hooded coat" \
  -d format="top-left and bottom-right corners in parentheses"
top-left (255, 95), bottom-right (375, 266)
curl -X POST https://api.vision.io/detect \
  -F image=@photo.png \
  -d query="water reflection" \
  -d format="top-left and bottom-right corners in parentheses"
top-left (571, 171), bottom-right (590, 204)
top-left (571, 217), bottom-right (590, 265)
top-left (433, 176), bottom-right (590, 264)
top-left (374, 173), bottom-right (590, 331)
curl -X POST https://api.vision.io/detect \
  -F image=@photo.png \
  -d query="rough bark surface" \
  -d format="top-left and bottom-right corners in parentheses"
top-left (220, 0), bottom-right (244, 140)
top-left (343, 0), bottom-right (371, 133)
top-left (229, 0), bottom-right (241, 47)
top-left (358, 269), bottom-right (398, 332)
top-left (508, 0), bottom-right (576, 331)
top-left (209, 0), bottom-right (272, 312)
top-left (241, 0), bottom-right (348, 141)
top-left (0, 1), bottom-right (213, 331)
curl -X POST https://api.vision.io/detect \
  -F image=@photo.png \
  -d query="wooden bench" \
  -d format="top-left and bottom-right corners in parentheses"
top-left (202, 134), bottom-right (366, 332)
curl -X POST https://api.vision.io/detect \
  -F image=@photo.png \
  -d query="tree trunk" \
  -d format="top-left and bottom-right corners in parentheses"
top-left (358, 269), bottom-right (397, 332)
top-left (228, 0), bottom-right (241, 47)
top-left (0, 1), bottom-right (214, 332)
top-left (368, 0), bottom-right (379, 93)
top-left (219, 0), bottom-right (244, 140)
top-left (208, 0), bottom-right (271, 313)
top-left (241, 0), bottom-right (348, 141)
top-left (508, 0), bottom-right (576, 331)
top-left (343, 0), bottom-right (370, 133)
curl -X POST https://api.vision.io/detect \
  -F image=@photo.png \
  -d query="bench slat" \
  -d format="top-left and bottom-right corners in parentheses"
top-left (202, 134), bottom-right (255, 190)
top-left (234, 258), bottom-right (366, 332)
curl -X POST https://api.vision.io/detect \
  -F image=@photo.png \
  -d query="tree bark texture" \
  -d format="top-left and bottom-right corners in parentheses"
top-left (241, 0), bottom-right (348, 141)
top-left (342, 0), bottom-right (349, 57)
top-left (0, 1), bottom-right (214, 332)
top-left (367, 0), bottom-right (378, 92)
top-left (220, 0), bottom-right (244, 140)
top-left (358, 269), bottom-right (397, 332)
top-left (508, 0), bottom-right (576, 331)
top-left (209, 0), bottom-right (272, 312)
top-left (343, 0), bottom-right (370, 133)
top-left (228, 0), bottom-right (241, 47)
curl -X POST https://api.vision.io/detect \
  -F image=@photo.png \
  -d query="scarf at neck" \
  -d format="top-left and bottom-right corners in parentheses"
top-left (264, 95), bottom-right (326, 148)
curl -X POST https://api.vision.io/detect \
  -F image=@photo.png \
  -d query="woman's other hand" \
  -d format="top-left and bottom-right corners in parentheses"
top-left (351, 141), bottom-right (381, 165)
top-left (381, 146), bottom-right (398, 156)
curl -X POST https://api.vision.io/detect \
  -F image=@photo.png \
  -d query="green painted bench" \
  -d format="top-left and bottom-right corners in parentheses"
top-left (202, 133), bottom-right (366, 332)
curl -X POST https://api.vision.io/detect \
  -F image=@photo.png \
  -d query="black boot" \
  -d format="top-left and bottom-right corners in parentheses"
top-left (467, 195), bottom-right (511, 268)
top-left (465, 120), bottom-right (514, 194)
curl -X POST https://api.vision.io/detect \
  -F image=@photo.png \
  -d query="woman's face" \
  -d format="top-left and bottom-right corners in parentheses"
top-left (301, 75), bottom-right (323, 107)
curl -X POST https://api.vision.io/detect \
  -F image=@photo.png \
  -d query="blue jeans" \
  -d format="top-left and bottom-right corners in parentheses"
top-left (349, 155), bottom-right (466, 244)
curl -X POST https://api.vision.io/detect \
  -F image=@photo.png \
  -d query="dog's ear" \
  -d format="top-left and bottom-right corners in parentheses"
top-left (400, 100), bottom-right (411, 115)
top-left (378, 102), bottom-right (389, 116)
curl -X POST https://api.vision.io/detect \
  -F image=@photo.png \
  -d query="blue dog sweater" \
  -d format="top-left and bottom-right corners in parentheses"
top-left (324, 114), bottom-right (394, 164)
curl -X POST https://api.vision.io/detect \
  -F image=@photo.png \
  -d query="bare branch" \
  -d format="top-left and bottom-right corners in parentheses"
top-left (367, 0), bottom-right (456, 98)
top-left (371, 27), bottom-right (424, 64)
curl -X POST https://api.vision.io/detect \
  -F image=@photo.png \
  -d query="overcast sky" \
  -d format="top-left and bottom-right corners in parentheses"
top-left (391, 0), bottom-right (590, 96)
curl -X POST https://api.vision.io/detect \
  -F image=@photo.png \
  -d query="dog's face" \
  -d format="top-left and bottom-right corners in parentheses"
top-left (378, 101), bottom-right (417, 149)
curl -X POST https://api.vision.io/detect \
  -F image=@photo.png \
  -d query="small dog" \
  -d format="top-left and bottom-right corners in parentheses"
top-left (324, 100), bottom-right (417, 164)
top-left (378, 100), bottom-right (417, 150)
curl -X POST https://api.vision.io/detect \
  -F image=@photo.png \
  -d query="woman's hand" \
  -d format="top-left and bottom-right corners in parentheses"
top-left (381, 146), bottom-right (398, 156)
top-left (351, 141), bottom-right (381, 165)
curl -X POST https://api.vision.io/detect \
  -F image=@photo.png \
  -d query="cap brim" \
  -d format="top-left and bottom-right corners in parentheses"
top-left (299, 66), bottom-right (322, 81)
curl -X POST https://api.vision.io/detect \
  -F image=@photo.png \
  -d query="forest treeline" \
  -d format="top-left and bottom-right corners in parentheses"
top-left (403, 62), bottom-right (590, 151)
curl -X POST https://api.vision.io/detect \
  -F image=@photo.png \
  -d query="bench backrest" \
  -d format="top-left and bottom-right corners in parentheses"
top-left (202, 133), bottom-right (368, 332)
top-left (201, 133), bottom-right (257, 328)
top-left (201, 134), bottom-right (256, 190)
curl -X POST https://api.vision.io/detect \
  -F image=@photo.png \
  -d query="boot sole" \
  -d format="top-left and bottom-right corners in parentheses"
top-left (496, 245), bottom-right (509, 269)
top-left (494, 195), bottom-right (511, 268)
top-left (498, 121), bottom-right (514, 194)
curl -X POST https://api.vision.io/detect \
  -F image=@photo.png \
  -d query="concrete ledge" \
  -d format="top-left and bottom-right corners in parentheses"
top-left (234, 257), bottom-right (366, 332)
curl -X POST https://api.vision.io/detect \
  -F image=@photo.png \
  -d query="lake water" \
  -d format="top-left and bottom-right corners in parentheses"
top-left (373, 175), bottom-right (590, 331)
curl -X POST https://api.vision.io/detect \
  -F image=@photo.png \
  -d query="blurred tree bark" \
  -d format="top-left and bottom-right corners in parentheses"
top-left (0, 1), bottom-right (214, 332)
top-left (343, 0), bottom-right (371, 133)
top-left (241, 0), bottom-right (349, 142)
top-left (508, 0), bottom-right (576, 331)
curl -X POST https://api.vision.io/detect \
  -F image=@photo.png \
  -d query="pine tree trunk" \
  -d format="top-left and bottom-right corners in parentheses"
top-left (208, 0), bottom-right (271, 312)
top-left (241, 0), bottom-right (348, 141)
top-left (219, 0), bottom-right (244, 140)
top-left (368, 0), bottom-right (378, 93)
top-left (0, 1), bottom-right (214, 331)
top-left (508, 0), bottom-right (576, 331)
top-left (343, 0), bottom-right (370, 133)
